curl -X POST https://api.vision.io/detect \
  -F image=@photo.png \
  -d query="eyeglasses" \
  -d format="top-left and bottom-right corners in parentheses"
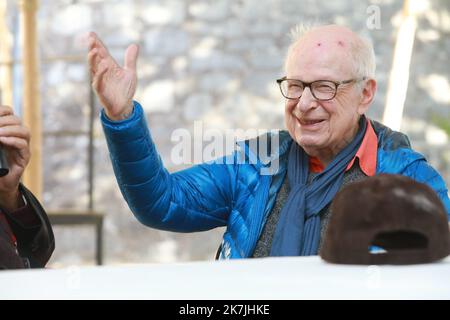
top-left (276, 77), bottom-right (366, 101)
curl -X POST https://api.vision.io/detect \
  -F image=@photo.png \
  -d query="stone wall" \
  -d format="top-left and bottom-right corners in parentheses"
top-left (5, 0), bottom-right (450, 266)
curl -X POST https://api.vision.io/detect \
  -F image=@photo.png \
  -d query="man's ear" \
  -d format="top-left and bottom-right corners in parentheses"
top-left (357, 78), bottom-right (377, 115)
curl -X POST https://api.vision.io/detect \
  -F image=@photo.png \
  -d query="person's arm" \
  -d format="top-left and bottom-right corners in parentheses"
top-left (0, 105), bottom-right (54, 267)
top-left (102, 101), bottom-right (234, 231)
top-left (89, 32), bottom-right (235, 231)
top-left (1, 184), bottom-right (54, 268)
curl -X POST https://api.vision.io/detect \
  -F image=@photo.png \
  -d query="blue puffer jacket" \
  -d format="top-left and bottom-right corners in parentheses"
top-left (101, 101), bottom-right (450, 259)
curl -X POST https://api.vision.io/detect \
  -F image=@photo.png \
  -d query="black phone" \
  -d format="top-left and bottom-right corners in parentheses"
top-left (0, 91), bottom-right (10, 177)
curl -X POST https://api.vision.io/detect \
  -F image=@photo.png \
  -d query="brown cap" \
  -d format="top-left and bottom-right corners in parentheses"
top-left (320, 174), bottom-right (450, 265)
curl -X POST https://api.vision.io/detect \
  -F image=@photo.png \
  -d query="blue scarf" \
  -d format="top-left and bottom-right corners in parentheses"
top-left (270, 116), bottom-right (367, 256)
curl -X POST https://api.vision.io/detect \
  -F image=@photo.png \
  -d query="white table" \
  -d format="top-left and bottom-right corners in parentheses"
top-left (1, 256), bottom-right (449, 299)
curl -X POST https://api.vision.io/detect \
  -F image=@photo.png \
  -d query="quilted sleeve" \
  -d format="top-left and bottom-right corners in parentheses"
top-left (402, 159), bottom-right (450, 219)
top-left (101, 101), bottom-right (235, 232)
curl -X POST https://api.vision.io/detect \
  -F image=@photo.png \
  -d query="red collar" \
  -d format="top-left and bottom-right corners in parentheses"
top-left (308, 119), bottom-right (377, 176)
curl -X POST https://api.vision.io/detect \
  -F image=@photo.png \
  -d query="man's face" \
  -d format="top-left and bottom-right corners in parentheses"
top-left (284, 30), bottom-right (368, 161)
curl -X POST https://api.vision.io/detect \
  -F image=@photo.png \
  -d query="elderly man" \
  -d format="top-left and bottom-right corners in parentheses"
top-left (87, 24), bottom-right (450, 259)
top-left (0, 105), bottom-right (54, 269)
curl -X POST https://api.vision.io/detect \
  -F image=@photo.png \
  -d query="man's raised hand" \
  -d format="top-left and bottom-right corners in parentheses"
top-left (87, 32), bottom-right (139, 121)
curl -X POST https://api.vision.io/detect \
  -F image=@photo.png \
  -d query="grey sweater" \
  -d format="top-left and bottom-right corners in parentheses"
top-left (252, 163), bottom-right (367, 257)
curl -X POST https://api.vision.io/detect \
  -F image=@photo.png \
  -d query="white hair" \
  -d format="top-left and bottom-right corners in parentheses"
top-left (284, 23), bottom-right (376, 80)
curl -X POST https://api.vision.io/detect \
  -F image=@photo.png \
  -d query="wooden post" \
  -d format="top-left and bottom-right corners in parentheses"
top-left (0, 0), bottom-right (14, 107)
top-left (20, 0), bottom-right (42, 199)
top-left (382, 0), bottom-right (417, 131)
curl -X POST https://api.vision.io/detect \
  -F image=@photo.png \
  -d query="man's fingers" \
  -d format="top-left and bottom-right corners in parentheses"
top-left (0, 115), bottom-right (22, 127)
top-left (124, 44), bottom-right (139, 71)
top-left (92, 60), bottom-right (109, 91)
top-left (88, 35), bottom-right (95, 51)
top-left (0, 136), bottom-right (30, 158)
top-left (87, 48), bottom-right (98, 75)
top-left (0, 106), bottom-right (14, 117)
top-left (0, 125), bottom-right (31, 142)
top-left (88, 32), bottom-right (110, 60)
top-left (88, 31), bottom-right (100, 51)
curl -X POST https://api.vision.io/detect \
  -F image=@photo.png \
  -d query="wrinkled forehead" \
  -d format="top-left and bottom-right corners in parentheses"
top-left (286, 29), bottom-right (356, 80)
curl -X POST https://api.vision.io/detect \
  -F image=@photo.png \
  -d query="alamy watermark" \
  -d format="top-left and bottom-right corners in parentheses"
top-left (366, 5), bottom-right (381, 30)
top-left (170, 121), bottom-right (280, 175)
top-left (366, 265), bottom-right (382, 289)
top-left (66, 265), bottom-right (81, 290)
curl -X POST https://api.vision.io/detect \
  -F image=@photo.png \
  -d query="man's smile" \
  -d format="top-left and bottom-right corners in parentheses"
top-left (297, 117), bottom-right (327, 130)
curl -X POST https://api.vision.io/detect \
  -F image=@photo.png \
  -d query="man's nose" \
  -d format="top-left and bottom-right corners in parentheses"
top-left (296, 86), bottom-right (317, 112)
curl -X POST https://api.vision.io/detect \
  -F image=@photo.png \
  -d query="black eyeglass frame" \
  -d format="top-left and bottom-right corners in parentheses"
top-left (276, 76), bottom-right (367, 101)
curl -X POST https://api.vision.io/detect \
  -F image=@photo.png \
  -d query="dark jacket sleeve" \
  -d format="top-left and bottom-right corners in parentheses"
top-left (2, 184), bottom-right (55, 268)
